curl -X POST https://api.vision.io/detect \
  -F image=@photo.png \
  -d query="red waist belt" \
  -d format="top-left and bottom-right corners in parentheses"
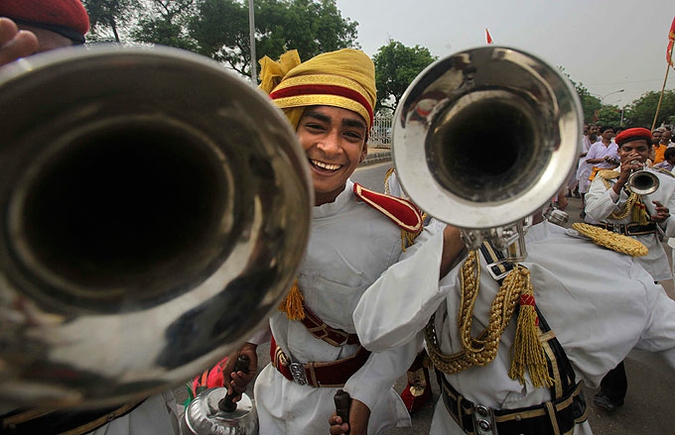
top-left (270, 336), bottom-right (371, 388)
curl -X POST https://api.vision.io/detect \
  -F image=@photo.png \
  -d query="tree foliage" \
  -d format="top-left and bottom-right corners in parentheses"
top-left (84, 0), bottom-right (136, 42)
top-left (86, 0), bottom-right (358, 77)
top-left (131, 0), bottom-right (200, 51)
top-left (189, 0), bottom-right (359, 76)
top-left (558, 67), bottom-right (602, 124)
top-left (372, 40), bottom-right (436, 112)
top-left (623, 90), bottom-right (675, 128)
top-left (595, 105), bottom-right (622, 127)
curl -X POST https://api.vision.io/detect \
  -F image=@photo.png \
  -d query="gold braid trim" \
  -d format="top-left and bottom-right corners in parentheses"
top-left (383, 167), bottom-right (396, 195)
top-left (572, 223), bottom-right (648, 256)
top-left (381, 169), bottom-right (425, 251)
top-left (425, 251), bottom-right (552, 387)
top-left (598, 170), bottom-right (649, 223)
top-left (401, 224), bottom-right (425, 251)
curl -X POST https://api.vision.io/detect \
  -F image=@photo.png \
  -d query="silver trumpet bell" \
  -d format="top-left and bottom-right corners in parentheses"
top-left (627, 162), bottom-right (660, 195)
top-left (393, 46), bottom-right (582, 258)
top-left (0, 46), bottom-right (312, 407)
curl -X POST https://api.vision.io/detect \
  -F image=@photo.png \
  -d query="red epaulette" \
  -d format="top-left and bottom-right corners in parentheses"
top-left (353, 183), bottom-right (423, 233)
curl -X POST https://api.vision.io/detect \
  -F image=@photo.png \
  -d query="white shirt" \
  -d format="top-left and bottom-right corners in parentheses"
top-left (584, 167), bottom-right (675, 281)
top-left (585, 141), bottom-right (619, 169)
top-left (254, 179), bottom-right (422, 434)
top-left (354, 221), bottom-right (675, 434)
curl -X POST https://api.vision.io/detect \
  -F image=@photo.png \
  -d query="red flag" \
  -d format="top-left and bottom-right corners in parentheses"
top-left (668, 16), bottom-right (675, 68)
top-left (485, 28), bottom-right (493, 44)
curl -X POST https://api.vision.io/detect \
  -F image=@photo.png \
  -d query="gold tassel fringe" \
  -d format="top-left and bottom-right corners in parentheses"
top-left (278, 279), bottom-right (305, 320)
top-left (508, 268), bottom-right (554, 388)
top-left (630, 199), bottom-right (650, 225)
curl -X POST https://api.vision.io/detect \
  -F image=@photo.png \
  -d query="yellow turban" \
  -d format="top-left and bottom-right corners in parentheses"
top-left (258, 49), bottom-right (376, 131)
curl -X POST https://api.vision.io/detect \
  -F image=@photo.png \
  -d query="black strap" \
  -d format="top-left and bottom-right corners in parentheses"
top-left (478, 242), bottom-right (577, 399)
top-left (461, 241), bottom-right (589, 432)
top-left (437, 369), bottom-right (586, 435)
top-left (592, 222), bottom-right (657, 236)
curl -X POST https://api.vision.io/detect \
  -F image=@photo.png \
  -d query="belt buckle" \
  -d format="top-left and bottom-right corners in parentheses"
top-left (473, 404), bottom-right (498, 435)
top-left (289, 362), bottom-right (308, 386)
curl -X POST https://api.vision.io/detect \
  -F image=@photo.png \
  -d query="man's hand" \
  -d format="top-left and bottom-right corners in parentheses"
top-left (0, 18), bottom-right (39, 67)
top-left (328, 398), bottom-right (370, 435)
top-left (222, 342), bottom-right (258, 401)
top-left (613, 152), bottom-right (643, 195)
top-left (328, 413), bottom-right (349, 435)
top-left (651, 200), bottom-right (670, 223)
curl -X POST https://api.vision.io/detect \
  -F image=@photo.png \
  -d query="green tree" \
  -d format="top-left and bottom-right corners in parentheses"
top-left (623, 90), bottom-right (675, 128)
top-left (190, 0), bottom-right (358, 77)
top-left (131, 0), bottom-right (200, 51)
top-left (372, 40), bottom-right (436, 112)
top-left (595, 105), bottom-right (622, 127)
top-left (84, 0), bottom-right (135, 42)
top-left (558, 67), bottom-right (601, 124)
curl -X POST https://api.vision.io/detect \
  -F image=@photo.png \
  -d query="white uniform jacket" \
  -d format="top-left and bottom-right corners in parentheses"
top-left (254, 179), bottom-right (423, 434)
top-left (354, 221), bottom-right (675, 434)
top-left (584, 166), bottom-right (675, 281)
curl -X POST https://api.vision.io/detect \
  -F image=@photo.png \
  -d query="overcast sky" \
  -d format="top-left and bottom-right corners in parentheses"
top-left (336, 0), bottom-right (674, 108)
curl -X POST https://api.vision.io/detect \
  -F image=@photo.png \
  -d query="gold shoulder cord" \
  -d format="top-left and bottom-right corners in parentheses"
top-left (572, 223), bottom-right (648, 256)
top-left (425, 250), bottom-right (539, 376)
top-left (427, 246), bottom-right (554, 387)
top-left (598, 170), bottom-right (647, 222)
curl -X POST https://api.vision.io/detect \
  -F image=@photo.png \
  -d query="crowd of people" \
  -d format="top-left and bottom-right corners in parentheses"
top-left (3, 1), bottom-right (675, 435)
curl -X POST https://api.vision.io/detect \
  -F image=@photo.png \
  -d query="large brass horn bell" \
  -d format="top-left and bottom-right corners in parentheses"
top-left (393, 46), bottom-right (582, 239)
top-left (0, 46), bottom-right (312, 407)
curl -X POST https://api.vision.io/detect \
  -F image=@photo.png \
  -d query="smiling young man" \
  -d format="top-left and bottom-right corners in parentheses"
top-left (220, 48), bottom-right (447, 435)
top-left (298, 105), bottom-right (369, 205)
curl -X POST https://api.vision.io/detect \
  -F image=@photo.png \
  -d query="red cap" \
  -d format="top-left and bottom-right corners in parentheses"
top-left (615, 128), bottom-right (653, 147)
top-left (0, 0), bottom-right (90, 44)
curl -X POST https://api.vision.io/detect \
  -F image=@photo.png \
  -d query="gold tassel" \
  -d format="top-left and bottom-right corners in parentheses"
top-left (631, 199), bottom-right (650, 225)
top-left (508, 266), bottom-right (554, 388)
top-left (277, 279), bottom-right (305, 320)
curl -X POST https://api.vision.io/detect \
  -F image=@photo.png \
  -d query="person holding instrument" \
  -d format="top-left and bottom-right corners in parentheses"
top-left (583, 127), bottom-right (675, 412)
top-left (584, 127), bottom-right (675, 283)
top-left (330, 49), bottom-right (675, 435)
top-left (223, 48), bottom-right (463, 435)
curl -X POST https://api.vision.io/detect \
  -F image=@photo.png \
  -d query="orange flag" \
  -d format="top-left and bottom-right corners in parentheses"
top-left (668, 16), bottom-right (675, 68)
top-left (485, 28), bottom-right (494, 44)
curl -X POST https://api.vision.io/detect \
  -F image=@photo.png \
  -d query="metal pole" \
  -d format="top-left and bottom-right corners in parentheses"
top-left (652, 64), bottom-right (670, 131)
top-left (248, 0), bottom-right (257, 86)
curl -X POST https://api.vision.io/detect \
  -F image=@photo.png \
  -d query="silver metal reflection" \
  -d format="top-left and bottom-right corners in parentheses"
top-left (0, 46), bottom-right (312, 408)
top-left (627, 164), bottom-right (660, 195)
top-left (392, 46), bottom-right (582, 255)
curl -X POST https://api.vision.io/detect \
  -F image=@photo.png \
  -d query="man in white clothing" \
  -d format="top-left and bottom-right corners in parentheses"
top-left (223, 48), bottom-right (465, 435)
top-left (583, 127), bottom-right (675, 412)
top-left (584, 127), bottom-right (675, 283)
top-left (341, 215), bottom-right (675, 435)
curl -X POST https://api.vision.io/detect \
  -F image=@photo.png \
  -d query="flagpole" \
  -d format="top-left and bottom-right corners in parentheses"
top-left (651, 63), bottom-right (671, 131)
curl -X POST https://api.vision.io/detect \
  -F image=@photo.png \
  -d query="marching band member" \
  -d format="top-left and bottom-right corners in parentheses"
top-left (224, 48), bottom-right (463, 435)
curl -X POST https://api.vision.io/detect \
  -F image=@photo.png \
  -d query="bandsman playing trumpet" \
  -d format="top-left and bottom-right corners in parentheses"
top-left (583, 127), bottom-right (675, 413)
top-left (584, 127), bottom-right (675, 283)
